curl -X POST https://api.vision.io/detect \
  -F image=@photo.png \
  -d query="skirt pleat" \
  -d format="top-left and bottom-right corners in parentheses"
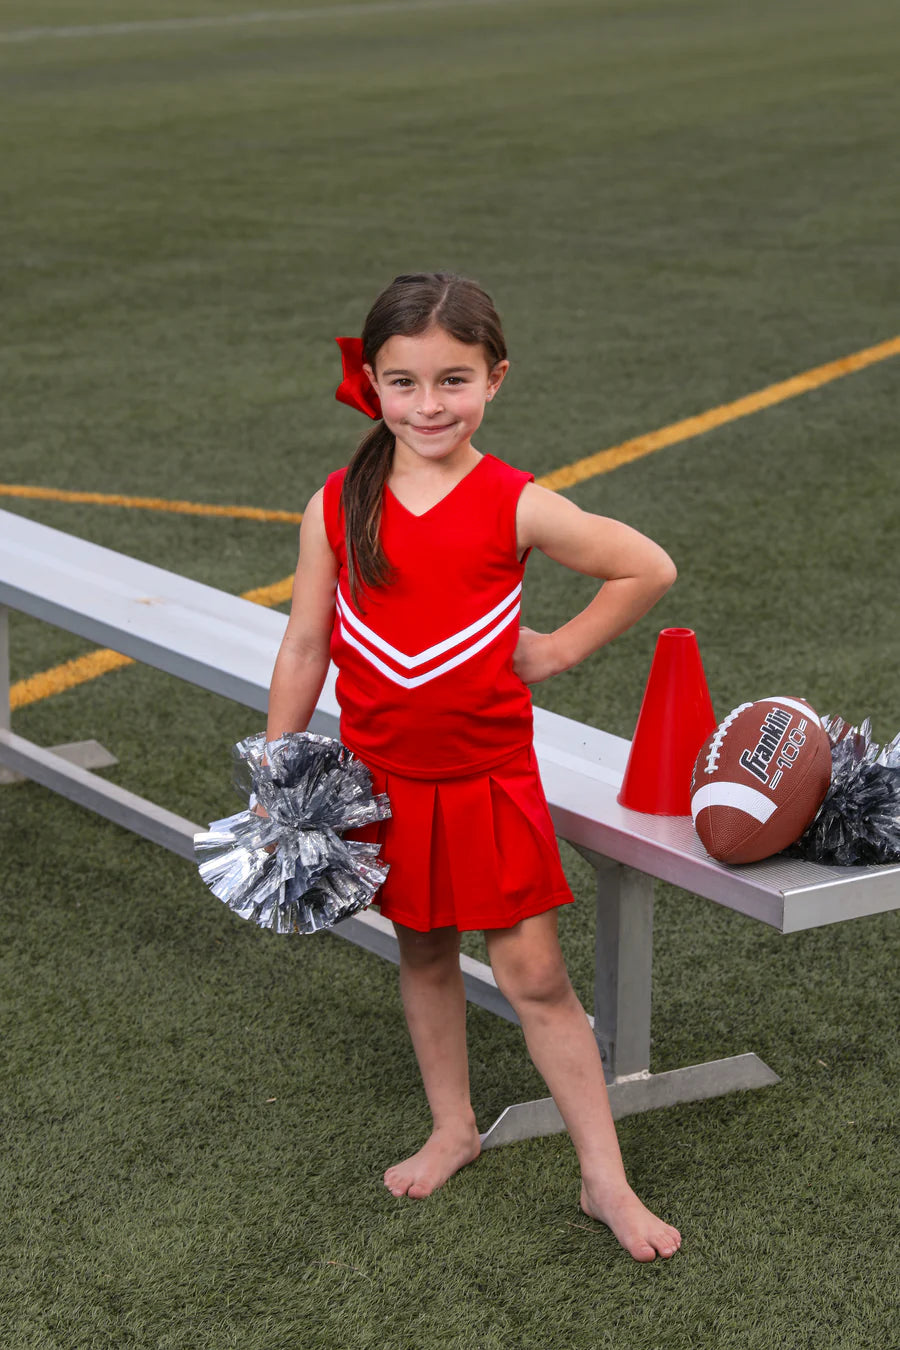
top-left (347, 746), bottom-right (574, 933)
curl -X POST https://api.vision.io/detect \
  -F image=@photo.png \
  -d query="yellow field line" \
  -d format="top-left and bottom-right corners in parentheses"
top-left (0, 484), bottom-right (305, 524)
top-left (11, 647), bottom-right (137, 709)
top-left (5, 335), bottom-right (898, 516)
top-left (9, 333), bottom-right (900, 711)
top-left (538, 334), bottom-right (900, 490)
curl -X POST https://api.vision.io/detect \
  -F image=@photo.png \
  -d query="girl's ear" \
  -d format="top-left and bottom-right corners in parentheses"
top-left (487, 359), bottom-right (510, 400)
top-left (363, 362), bottom-right (378, 391)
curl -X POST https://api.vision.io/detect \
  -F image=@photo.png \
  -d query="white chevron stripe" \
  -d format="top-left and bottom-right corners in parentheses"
top-left (691, 781), bottom-right (777, 825)
top-left (339, 602), bottom-right (521, 688)
top-left (336, 582), bottom-right (522, 669)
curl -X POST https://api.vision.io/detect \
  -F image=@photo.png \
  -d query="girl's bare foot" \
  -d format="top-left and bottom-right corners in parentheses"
top-left (384, 1119), bottom-right (482, 1199)
top-left (580, 1182), bottom-right (682, 1261)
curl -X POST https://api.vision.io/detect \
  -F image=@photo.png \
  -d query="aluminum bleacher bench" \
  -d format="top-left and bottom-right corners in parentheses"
top-left (2, 507), bottom-right (897, 1147)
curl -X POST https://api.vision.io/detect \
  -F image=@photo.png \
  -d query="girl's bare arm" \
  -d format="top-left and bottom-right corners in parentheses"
top-left (266, 488), bottom-right (339, 739)
top-left (514, 482), bottom-right (676, 684)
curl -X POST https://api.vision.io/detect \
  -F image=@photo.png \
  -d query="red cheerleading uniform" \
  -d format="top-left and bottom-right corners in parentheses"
top-left (322, 452), bottom-right (574, 933)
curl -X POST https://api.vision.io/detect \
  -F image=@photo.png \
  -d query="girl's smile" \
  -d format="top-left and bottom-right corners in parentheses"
top-left (365, 326), bottom-right (507, 466)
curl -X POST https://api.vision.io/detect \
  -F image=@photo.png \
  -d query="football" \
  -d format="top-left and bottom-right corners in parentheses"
top-left (690, 697), bottom-right (832, 864)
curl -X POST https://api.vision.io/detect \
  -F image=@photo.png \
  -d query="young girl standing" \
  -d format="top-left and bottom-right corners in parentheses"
top-left (267, 273), bottom-right (682, 1261)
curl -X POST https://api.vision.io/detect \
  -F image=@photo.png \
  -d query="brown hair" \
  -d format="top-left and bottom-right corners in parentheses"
top-left (341, 272), bottom-right (507, 606)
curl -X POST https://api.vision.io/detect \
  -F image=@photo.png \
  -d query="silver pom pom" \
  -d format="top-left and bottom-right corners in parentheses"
top-left (786, 716), bottom-right (900, 866)
top-left (195, 732), bottom-right (391, 933)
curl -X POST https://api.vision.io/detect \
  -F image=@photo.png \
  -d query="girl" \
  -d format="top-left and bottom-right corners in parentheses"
top-left (267, 273), bottom-right (681, 1262)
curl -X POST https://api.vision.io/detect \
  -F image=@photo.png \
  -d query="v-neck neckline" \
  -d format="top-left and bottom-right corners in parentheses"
top-left (385, 453), bottom-right (488, 520)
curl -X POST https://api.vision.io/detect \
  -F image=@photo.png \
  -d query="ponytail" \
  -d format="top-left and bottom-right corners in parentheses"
top-left (341, 420), bottom-right (395, 609)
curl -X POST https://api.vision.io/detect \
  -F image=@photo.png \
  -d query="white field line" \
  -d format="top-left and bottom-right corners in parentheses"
top-left (1, 0), bottom-right (518, 44)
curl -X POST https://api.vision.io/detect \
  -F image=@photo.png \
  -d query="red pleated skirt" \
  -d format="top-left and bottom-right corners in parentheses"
top-left (348, 745), bottom-right (574, 933)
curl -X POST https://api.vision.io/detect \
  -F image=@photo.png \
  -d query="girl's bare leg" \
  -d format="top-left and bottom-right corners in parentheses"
top-left (485, 910), bottom-right (682, 1261)
top-left (383, 922), bottom-right (482, 1199)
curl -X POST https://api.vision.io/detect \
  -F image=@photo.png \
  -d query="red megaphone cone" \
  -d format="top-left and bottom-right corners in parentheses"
top-left (617, 628), bottom-right (716, 815)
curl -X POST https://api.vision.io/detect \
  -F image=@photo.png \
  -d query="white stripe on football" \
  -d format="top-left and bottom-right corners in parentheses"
top-left (690, 781), bottom-right (777, 825)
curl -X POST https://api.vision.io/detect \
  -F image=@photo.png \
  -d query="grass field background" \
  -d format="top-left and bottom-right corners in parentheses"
top-left (2, 2), bottom-right (899, 1346)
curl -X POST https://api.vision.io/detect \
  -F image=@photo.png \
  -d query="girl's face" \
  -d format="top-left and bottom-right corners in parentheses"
top-left (365, 326), bottom-right (508, 465)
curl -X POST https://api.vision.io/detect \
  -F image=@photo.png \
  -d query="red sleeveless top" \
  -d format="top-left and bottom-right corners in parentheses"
top-left (322, 453), bottom-right (534, 779)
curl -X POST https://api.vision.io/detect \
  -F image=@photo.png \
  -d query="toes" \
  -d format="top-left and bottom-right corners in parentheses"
top-left (384, 1171), bottom-right (411, 1197)
top-left (631, 1240), bottom-right (658, 1262)
top-left (655, 1230), bottom-right (681, 1258)
top-left (383, 1170), bottom-right (435, 1200)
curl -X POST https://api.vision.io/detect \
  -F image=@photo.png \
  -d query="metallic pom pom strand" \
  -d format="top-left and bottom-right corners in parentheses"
top-left (195, 731), bottom-right (391, 933)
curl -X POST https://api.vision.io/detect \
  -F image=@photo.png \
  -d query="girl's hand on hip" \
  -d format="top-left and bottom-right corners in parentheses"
top-left (513, 627), bottom-right (565, 685)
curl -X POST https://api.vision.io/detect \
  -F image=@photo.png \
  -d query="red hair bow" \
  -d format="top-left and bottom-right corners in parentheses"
top-left (334, 337), bottom-right (382, 420)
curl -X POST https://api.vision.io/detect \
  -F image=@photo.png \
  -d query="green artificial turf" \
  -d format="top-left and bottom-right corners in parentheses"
top-left (2, 2), bottom-right (899, 1346)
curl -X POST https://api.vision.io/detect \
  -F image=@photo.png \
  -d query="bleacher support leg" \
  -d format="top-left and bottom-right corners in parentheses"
top-left (0, 605), bottom-right (121, 786)
top-left (591, 854), bottom-right (653, 1082)
top-left (479, 847), bottom-right (779, 1148)
top-left (1, 606), bottom-right (9, 733)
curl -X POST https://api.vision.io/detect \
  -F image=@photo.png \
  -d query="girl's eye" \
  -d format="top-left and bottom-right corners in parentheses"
top-left (388, 376), bottom-right (466, 387)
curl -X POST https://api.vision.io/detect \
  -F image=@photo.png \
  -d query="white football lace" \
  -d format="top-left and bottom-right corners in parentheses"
top-left (702, 702), bottom-right (754, 775)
